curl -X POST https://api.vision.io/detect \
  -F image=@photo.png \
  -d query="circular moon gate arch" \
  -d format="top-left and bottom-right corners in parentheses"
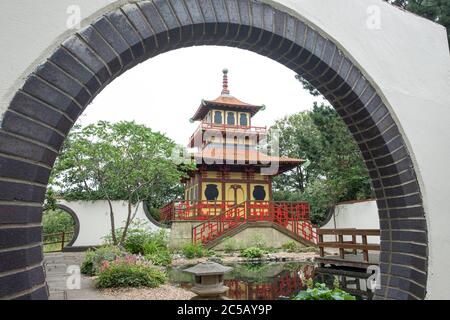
top-left (0, 0), bottom-right (427, 300)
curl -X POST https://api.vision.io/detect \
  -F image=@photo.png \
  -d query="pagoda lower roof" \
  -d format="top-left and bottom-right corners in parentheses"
top-left (191, 94), bottom-right (264, 121)
top-left (191, 147), bottom-right (303, 175)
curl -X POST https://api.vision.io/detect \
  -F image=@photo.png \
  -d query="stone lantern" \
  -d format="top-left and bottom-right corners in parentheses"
top-left (184, 262), bottom-right (233, 300)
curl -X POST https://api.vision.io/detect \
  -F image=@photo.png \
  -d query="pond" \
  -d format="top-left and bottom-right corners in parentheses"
top-left (168, 261), bottom-right (373, 300)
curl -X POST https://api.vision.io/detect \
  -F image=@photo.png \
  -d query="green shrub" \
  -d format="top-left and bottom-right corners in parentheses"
top-left (145, 250), bottom-right (172, 266)
top-left (80, 245), bottom-right (123, 276)
top-left (146, 229), bottom-right (170, 253)
top-left (223, 237), bottom-right (237, 253)
top-left (147, 206), bottom-right (161, 222)
top-left (96, 256), bottom-right (166, 288)
top-left (182, 243), bottom-right (207, 259)
top-left (123, 228), bottom-right (169, 255)
top-left (141, 230), bottom-right (172, 266)
top-left (80, 250), bottom-right (95, 275)
top-left (293, 282), bottom-right (356, 300)
top-left (282, 241), bottom-right (298, 253)
top-left (240, 247), bottom-right (267, 259)
top-left (123, 229), bottom-right (151, 255)
top-left (43, 209), bottom-right (75, 236)
top-left (250, 234), bottom-right (266, 249)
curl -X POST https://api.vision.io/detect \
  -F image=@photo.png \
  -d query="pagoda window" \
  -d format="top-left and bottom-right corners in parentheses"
top-left (205, 112), bottom-right (212, 123)
top-left (253, 185), bottom-right (267, 201)
top-left (204, 184), bottom-right (219, 201)
top-left (239, 113), bottom-right (248, 126)
top-left (214, 111), bottom-right (223, 124)
top-left (227, 112), bottom-right (236, 125)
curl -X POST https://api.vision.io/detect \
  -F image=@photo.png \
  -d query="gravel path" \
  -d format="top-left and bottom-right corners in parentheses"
top-left (45, 252), bottom-right (193, 300)
top-left (100, 285), bottom-right (196, 300)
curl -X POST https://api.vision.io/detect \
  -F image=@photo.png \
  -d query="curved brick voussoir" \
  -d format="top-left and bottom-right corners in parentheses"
top-left (0, 0), bottom-right (427, 300)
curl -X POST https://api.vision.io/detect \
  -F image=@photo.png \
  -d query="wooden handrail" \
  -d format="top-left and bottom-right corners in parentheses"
top-left (317, 228), bottom-right (380, 236)
top-left (43, 230), bottom-right (74, 252)
top-left (317, 228), bottom-right (380, 263)
top-left (317, 242), bottom-right (380, 251)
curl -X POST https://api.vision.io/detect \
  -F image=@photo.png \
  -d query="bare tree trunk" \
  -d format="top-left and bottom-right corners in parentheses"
top-left (106, 198), bottom-right (117, 245)
top-left (119, 198), bottom-right (133, 245)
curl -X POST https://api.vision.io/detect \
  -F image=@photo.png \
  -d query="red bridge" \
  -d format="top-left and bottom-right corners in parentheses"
top-left (160, 200), bottom-right (318, 248)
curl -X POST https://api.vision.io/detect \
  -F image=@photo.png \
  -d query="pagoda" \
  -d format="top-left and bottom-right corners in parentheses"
top-left (161, 69), bottom-right (317, 249)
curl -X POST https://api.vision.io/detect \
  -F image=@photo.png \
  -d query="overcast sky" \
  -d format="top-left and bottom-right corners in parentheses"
top-left (77, 46), bottom-right (326, 145)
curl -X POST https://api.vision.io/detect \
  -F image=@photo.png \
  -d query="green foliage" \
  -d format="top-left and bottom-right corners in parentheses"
top-left (240, 247), bottom-right (267, 259)
top-left (42, 209), bottom-right (75, 235)
top-left (145, 250), bottom-right (172, 266)
top-left (80, 251), bottom-right (95, 276)
top-left (51, 121), bottom-right (190, 205)
top-left (80, 245), bottom-right (123, 276)
top-left (143, 230), bottom-right (173, 266)
top-left (223, 237), bottom-right (238, 253)
top-left (293, 282), bottom-right (356, 300)
top-left (240, 262), bottom-right (268, 272)
top-left (49, 121), bottom-right (194, 244)
top-left (43, 187), bottom-right (58, 211)
top-left (295, 75), bottom-right (322, 97)
top-left (250, 234), bottom-right (266, 249)
top-left (281, 241), bottom-right (298, 253)
top-left (182, 243), bottom-right (208, 259)
top-left (123, 229), bottom-right (152, 255)
top-left (147, 206), bottom-right (161, 222)
top-left (122, 228), bottom-right (173, 266)
top-left (96, 257), bottom-right (166, 289)
top-left (272, 104), bottom-right (372, 224)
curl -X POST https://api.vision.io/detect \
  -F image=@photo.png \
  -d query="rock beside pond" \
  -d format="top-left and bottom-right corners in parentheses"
top-left (171, 251), bottom-right (317, 266)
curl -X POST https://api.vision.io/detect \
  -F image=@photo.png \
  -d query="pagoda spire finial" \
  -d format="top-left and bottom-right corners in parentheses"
top-left (221, 68), bottom-right (230, 95)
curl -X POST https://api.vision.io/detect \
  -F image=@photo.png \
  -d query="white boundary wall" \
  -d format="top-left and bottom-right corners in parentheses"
top-left (58, 200), bottom-right (160, 247)
top-left (321, 200), bottom-right (380, 244)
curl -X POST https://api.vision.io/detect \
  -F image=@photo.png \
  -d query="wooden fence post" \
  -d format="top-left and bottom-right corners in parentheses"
top-left (61, 232), bottom-right (65, 251)
top-left (338, 234), bottom-right (345, 259)
top-left (362, 235), bottom-right (369, 262)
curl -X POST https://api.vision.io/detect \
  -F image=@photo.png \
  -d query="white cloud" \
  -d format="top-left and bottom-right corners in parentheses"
top-left (77, 46), bottom-right (325, 145)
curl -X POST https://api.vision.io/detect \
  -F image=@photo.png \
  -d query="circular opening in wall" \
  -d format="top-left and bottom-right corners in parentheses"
top-left (42, 206), bottom-right (79, 252)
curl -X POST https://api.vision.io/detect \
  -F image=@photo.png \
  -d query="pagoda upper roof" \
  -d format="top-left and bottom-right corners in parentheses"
top-left (191, 69), bottom-right (264, 121)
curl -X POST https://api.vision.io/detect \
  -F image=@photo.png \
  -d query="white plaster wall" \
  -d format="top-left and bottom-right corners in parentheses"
top-left (321, 200), bottom-right (380, 244)
top-left (0, 0), bottom-right (449, 299)
top-left (58, 200), bottom-right (160, 247)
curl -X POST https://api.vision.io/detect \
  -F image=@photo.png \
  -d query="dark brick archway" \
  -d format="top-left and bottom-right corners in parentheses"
top-left (0, 0), bottom-right (427, 300)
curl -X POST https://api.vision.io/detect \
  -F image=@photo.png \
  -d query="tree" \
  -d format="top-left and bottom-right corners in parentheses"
top-left (272, 104), bottom-right (372, 223)
top-left (271, 110), bottom-right (322, 192)
top-left (50, 121), bottom-right (192, 244)
top-left (294, 75), bottom-right (321, 98)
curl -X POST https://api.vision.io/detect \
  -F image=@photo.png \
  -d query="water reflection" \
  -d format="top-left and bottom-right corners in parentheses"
top-left (169, 261), bottom-right (373, 300)
top-left (225, 262), bottom-right (315, 300)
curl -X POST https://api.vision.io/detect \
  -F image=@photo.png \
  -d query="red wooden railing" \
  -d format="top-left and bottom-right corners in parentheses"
top-left (192, 202), bottom-right (247, 244)
top-left (189, 201), bottom-right (318, 246)
top-left (189, 122), bottom-right (268, 147)
top-left (226, 264), bottom-right (316, 300)
top-left (160, 201), bottom-right (237, 222)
